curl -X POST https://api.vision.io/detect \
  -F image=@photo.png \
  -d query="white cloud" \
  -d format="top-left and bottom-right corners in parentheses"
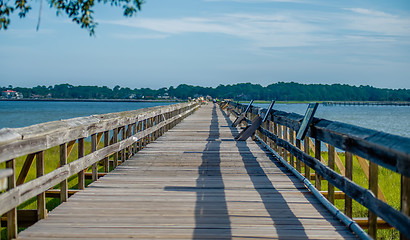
top-left (343, 8), bottom-right (410, 36)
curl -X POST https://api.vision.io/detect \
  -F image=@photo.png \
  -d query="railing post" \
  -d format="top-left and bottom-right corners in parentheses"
top-left (78, 138), bottom-right (85, 190)
top-left (36, 151), bottom-right (47, 220)
top-left (113, 128), bottom-right (119, 168)
top-left (104, 131), bottom-right (109, 172)
top-left (5, 159), bottom-right (17, 240)
top-left (277, 124), bottom-right (283, 157)
top-left (295, 139), bottom-right (302, 173)
top-left (328, 145), bottom-right (335, 204)
top-left (315, 139), bottom-right (322, 191)
top-left (345, 151), bottom-right (353, 218)
top-left (91, 134), bottom-right (98, 181)
top-left (283, 126), bottom-right (288, 162)
top-left (289, 129), bottom-right (295, 167)
top-left (60, 143), bottom-right (68, 202)
top-left (132, 123), bottom-right (137, 155)
top-left (304, 137), bottom-right (310, 181)
top-left (401, 175), bottom-right (410, 240)
top-left (368, 161), bottom-right (378, 238)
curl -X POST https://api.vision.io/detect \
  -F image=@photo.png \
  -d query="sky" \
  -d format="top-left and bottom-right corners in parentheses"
top-left (1, 0), bottom-right (409, 89)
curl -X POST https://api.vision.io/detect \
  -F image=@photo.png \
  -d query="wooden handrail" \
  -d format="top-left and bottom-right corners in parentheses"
top-left (0, 101), bottom-right (200, 239)
top-left (226, 101), bottom-right (410, 238)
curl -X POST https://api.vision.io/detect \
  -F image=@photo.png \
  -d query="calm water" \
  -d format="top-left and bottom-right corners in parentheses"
top-left (0, 101), bottom-right (408, 138)
top-left (0, 101), bottom-right (174, 129)
top-left (255, 103), bottom-right (410, 138)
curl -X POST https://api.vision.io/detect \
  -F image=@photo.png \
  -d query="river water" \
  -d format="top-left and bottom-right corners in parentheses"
top-left (0, 101), bottom-right (174, 129)
top-left (256, 103), bottom-right (410, 138)
top-left (0, 101), bottom-right (408, 138)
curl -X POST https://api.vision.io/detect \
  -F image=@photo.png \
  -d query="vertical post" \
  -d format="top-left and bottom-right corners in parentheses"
top-left (121, 126), bottom-right (126, 162)
top-left (36, 151), bottom-right (46, 220)
top-left (315, 139), bottom-right (322, 190)
top-left (113, 128), bottom-right (119, 168)
top-left (289, 129), bottom-right (295, 167)
top-left (283, 126), bottom-right (288, 162)
top-left (401, 175), bottom-right (410, 240)
top-left (328, 145), bottom-right (335, 204)
top-left (6, 159), bottom-right (17, 240)
top-left (104, 131), bottom-right (109, 172)
top-left (91, 134), bottom-right (98, 181)
top-left (60, 143), bottom-right (68, 202)
top-left (304, 137), bottom-right (310, 181)
top-left (368, 161), bottom-right (378, 238)
top-left (78, 138), bottom-right (85, 190)
top-left (345, 151), bottom-right (353, 218)
top-left (132, 122), bottom-right (137, 154)
top-left (277, 124), bottom-right (283, 157)
top-left (296, 139), bottom-right (302, 173)
top-left (273, 123), bottom-right (278, 152)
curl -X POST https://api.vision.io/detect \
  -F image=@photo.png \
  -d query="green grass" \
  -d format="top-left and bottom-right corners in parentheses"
top-left (1, 141), bottom-right (111, 238)
top-left (282, 148), bottom-right (401, 239)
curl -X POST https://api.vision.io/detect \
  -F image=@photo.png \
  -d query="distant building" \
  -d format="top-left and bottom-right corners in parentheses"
top-left (1, 90), bottom-right (23, 99)
top-left (158, 93), bottom-right (170, 99)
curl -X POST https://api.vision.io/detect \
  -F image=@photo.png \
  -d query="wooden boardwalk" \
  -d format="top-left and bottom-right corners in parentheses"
top-left (18, 104), bottom-right (356, 239)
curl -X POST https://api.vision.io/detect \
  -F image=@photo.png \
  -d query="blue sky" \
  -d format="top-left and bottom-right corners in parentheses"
top-left (1, 0), bottom-right (409, 89)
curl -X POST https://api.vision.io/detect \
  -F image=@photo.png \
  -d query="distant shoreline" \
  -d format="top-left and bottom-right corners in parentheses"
top-left (0, 98), bottom-right (183, 103)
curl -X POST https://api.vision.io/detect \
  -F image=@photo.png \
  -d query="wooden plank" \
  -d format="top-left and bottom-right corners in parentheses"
top-left (6, 159), bottom-right (17, 240)
top-left (345, 151), bottom-right (353, 218)
top-left (78, 138), bottom-right (85, 190)
top-left (60, 143), bottom-right (68, 202)
top-left (356, 155), bottom-right (387, 202)
top-left (328, 145), bottom-right (335, 204)
top-left (36, 151), bottom-right (46, 220)
top-left (0, 106), bottom-right (199, 216)
top-left (16, 103), bottom-right (354, 240)
top-left (368, 161), bottom-right (378, 238)
top-left (315, 139), bottom-right (322, 191)
top-left (16, 153), bottom-right (36, 186)
top-left (0, 102), bottom-right (199, 163)
top-left (0, 169), bottom-right (12, 191)
top-left (402, 175), bottom-right (410, 240)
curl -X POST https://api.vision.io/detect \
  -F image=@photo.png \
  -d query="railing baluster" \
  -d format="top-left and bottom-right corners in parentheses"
top-left (345, 151), bottom-right (353, 218)
top-left (283, 126), bottom-right (288, 162)
top-left (328, 145), bottom-right (335, 204)
top-left (113, 128), bottom-right (119, 168)
top-left (289, 129), bottom-right (295, 167)
top-left (368, 161), bottom-right (378, 238)
top-left (36, 151), bottom-right (46, 220)
top-left (315, 139), bottom-right (322, 190)
top-left (104, 131), bottom-right (109, 172)
top-left (304, 137), bottom-right (310, 181)
top-left (295, 139), bottom-right (302, 173)
top-left (78, 138), bottom-right (85, 190)
top-left (6, 159), bottom-right (17, 240)
top-left (60, 143), bottom-right (68, 202)
top-left (91, 134), bottom-right (98, 181)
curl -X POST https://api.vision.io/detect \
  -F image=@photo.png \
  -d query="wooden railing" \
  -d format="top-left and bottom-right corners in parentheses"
top-left (0, 101), bottom-right (199, 239)
top-left (225, 101), bottom-right (410, 239)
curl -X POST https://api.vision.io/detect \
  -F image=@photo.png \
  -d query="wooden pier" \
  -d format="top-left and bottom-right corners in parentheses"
top-left (15, 104), bottom-right (354, 239)
top-left (1, 101), bottom-right (410, 239)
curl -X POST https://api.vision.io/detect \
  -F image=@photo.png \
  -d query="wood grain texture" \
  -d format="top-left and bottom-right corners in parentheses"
top-left (18, 103), bottom-right (355, 239)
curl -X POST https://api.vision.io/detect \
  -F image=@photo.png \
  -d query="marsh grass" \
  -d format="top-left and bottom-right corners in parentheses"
top-left (294, 149), bottom-right (401, 239)
top-left (1, 140), bottom-right (109, 238)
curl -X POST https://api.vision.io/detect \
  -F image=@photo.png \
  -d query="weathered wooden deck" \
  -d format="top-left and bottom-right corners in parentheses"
top-left (18, 104), bottom-right (356, 239)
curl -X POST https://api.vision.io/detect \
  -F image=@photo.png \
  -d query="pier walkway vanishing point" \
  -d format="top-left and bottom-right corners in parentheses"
top-left (18, 104), bottom-right (355, 239)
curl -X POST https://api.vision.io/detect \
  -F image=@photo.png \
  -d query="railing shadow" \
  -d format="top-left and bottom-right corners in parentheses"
top-left (221, 109), bottom-right (310, 239)
top-left (193, 104), bottom-right (232, 239)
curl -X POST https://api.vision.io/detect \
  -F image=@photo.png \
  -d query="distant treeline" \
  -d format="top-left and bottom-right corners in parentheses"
top-left (2, 83), bottom-right (409, 101)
